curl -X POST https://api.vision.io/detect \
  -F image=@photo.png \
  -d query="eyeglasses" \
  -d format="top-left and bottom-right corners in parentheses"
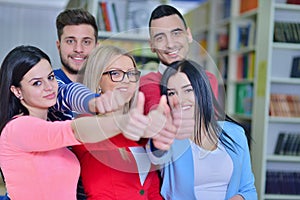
top-left (103, 69), bottom-right (141, 83)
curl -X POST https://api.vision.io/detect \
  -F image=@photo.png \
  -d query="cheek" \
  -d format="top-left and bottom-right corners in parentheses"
top-left (86, 45), bottom-right (96, 55)
top-left (99, 78), bottom-right (115, 93)
top-left (187, 93), bottom-right (196, 103)
top-left (52, 82), bottom-right (59, 93)
top-left (59, 44), bottom-right (69, 54)
top-left (128, 83), bottom-right (137, 96)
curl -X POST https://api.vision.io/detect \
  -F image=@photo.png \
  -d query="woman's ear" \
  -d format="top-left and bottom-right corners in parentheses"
top-left (10, 85), bottom-right (23, 100)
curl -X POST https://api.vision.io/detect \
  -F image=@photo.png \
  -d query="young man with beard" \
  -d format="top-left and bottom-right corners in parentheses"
top-left (48, 8), bottom-right (99, 122)
top-left (48, 8), bottom-right (98, 200)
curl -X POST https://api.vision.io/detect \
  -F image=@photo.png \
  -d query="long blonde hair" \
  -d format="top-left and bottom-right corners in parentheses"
top-left (78, 44), bottom-right (140, 160)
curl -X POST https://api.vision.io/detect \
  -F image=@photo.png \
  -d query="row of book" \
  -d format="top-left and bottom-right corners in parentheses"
top-left (235, 83), bottom-right (253, 115)
top-left (99, 39), bottom-right (158, 70)
top-left (290, 56), bottom-right (300, 78)
top-left (266, 171), bottom-right (300, 195)
top-left (274, 132), bottom-right (300, 156)
top-left (217, 56), bottom-right (228, 80)
top-left (97, 1), bottom-right (120, 32)
top-left (97, 0), bottom-right (159, 33)
top-left (217, 29), bottom-right (229, 51)
top-left (236, 19), bottom-right (256, 50)
top-left (236, 52), bottom-right (255, 80)
top-left (274, 22), bottom-right (300, 43)
top-left (269, 94), bottom-right (300, 117)
top-left (221, 0), bottom-right (258, 18)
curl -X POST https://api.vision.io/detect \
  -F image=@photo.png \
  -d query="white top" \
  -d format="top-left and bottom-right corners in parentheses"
top-left (191, 141), bottom-right (233, 200)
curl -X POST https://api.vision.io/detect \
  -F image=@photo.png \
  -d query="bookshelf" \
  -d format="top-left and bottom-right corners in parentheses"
top-left (185, 0), bottom-right (257, 134)
top-left (251, 1), bottom-right (300, 199)
top-left (98, 31), bottom-right (158, 75)
top-left (84, 0), bottom-right (160, 74)
top-left (185, 0), bottom-right (300, 199)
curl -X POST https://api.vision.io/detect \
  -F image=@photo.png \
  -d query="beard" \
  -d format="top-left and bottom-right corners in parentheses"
top-left (60, 54), bottom-right (79, 75)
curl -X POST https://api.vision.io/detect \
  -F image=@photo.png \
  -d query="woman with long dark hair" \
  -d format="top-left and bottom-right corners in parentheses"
top-left (148, 60), bottom-right (257, 200)
top-left (0, 45), bottom-right (149, 199)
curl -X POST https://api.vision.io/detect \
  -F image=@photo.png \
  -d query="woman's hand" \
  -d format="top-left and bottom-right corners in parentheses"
top-left (89, 90), bottom-right (129, 114)
top-left (116, 92), bottom-right (149, 141)
top-left (146, 95), bottom-right (177, 150)
top-left (171, 97), bottom-right (195, 140)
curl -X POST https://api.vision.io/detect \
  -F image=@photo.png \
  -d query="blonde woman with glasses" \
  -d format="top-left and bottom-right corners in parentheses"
top-left (72, 45), bottom-right (166, 200)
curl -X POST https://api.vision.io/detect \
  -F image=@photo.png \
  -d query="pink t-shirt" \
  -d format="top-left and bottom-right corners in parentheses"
top-left (0, 116), bottom-right (82, 200)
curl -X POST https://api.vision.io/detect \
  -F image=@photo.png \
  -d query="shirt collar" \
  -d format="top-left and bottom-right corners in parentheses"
top-left (158, 62), bottom-right (168, 75)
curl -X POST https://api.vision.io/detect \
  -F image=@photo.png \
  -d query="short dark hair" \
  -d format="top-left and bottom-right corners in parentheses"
top-left (148, 4), bottom-right (187, 29)
top-left (56, 8), bottom-right (98, 41)
top-left (0, 45), bottom-right (51, 133)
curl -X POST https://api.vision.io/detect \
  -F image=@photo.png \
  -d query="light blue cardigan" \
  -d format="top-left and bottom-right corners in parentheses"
top-left (147, 121), bottom-right (257, 200)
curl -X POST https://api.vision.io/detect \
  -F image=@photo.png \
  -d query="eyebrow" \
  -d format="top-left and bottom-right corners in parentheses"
top-left (167, 84), bottom-right (192, 91)
top-left (153, 32), bottom-right (165, 39)
top-left (171, 28), bottom-right (184, 33)
top-left (153, 28), bottom-right (184, 39)
top-left (28, 71), bottom-right (54, 83)
top-left (182, 84), bottom-right (192, 89)
top-left (64, 36), bottom-right (93, 40)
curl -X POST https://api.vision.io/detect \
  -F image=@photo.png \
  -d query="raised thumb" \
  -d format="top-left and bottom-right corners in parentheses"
top-left (157, 95), bottom-right (169, 114)
top-left (136, 91), bottom-right (145, 114)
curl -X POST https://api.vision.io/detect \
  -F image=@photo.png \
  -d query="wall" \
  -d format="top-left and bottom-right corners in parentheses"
top-left (0, 0), bottom-right (68, 68)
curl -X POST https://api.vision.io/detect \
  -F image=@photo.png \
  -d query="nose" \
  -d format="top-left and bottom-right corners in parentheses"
top-left (178, 91), bottom-right (189, 105)
top-left (73, 42), bottom-right (83, 53)
top-left (122, 73), bottom-right (130, 83)
top-left (166, 34), bottom-right (176, 48)
top-left (44, 80), bottom-right (54, 90)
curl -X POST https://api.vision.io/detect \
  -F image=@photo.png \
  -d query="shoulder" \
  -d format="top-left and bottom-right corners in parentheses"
top-left (140, 72), bottom-right (162, 85)
top-left (7, 116), bottom-right (44, 125)
top-left (54, 69), bottom-right (72, 84)
top-left (2, 116), bottom-right (45, 137)
top-left (53, 69), bottom-right (63, 76)
top-left (219, 121), bottom-right (247, 144)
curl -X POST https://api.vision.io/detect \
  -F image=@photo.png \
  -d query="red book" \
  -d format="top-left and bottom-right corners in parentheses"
top-left (287, 0), bottom-right (300, 5)
top-left (100, 1), bottom-right (111, 31)
top-left (240, 0), bottom-right (258, 14)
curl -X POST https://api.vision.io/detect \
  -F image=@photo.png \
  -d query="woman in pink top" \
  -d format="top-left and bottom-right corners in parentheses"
top-left (0, 45), bottom-right (150, 200)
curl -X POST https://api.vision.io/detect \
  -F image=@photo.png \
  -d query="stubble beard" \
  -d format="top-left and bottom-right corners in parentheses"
top-left (60, 56), bottom-right (79, 75)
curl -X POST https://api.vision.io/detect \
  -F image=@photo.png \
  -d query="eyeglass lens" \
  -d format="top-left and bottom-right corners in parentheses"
top-left (108, 70), bottom-right (140, 82)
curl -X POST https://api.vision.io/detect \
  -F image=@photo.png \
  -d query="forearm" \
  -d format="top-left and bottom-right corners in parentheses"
top-left (56, 82), bottom-right (97, 114)
top-left (71, 115), bottom-right (120, 143)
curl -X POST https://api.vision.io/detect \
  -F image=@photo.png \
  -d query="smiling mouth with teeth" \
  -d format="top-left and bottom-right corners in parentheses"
top-left (73, 57), bottom-right (85, 61)
top-left (118, 88), bottom-right (128, 92)
top-left (167, 50), bottom-right (179, 55)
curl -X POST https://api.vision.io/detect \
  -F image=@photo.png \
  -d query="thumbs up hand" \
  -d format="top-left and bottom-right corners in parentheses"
top-left (146, 95), bottom-right (177, 150)
top-left (171, 97), bottom-right (195, 140)
top-left (116, 92), bottom-right (149, 141)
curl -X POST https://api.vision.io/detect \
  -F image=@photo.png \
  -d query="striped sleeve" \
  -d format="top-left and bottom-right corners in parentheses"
top-left (55, 81), bottom-right (99, 114)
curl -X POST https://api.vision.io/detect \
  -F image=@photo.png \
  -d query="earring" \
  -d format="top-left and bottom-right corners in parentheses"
top-left (98, 87), bottom-right (102, 94)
